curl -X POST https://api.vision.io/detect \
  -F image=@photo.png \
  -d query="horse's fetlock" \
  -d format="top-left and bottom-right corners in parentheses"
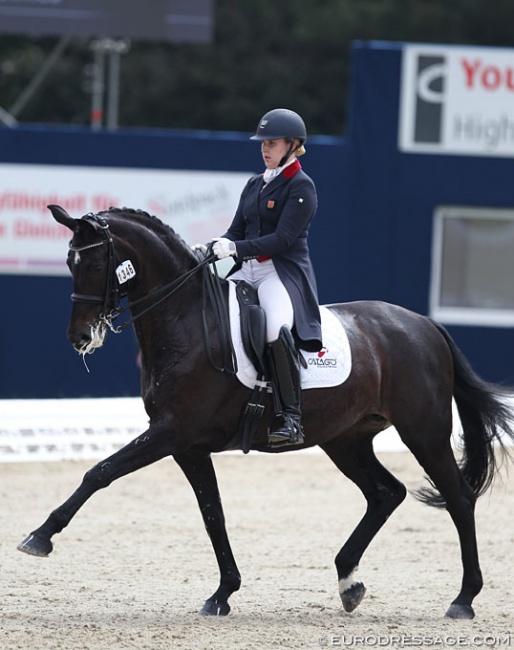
top-left (224, 573), bottom-right (242, 592)
top-left (45, 508), bottom-right (68, 533)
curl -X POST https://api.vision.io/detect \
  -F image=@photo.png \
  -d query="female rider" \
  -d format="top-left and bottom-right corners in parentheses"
top-left (211, 108), bottom-right (322, 447)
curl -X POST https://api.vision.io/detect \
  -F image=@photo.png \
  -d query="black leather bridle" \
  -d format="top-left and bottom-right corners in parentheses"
top-left (68, 214), bottom-right (223, 342)
top-left (69, 215), bottom-right (121, 324)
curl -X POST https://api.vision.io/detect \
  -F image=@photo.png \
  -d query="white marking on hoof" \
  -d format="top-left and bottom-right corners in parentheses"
top-left (339, 568), bottom-right (359, 595)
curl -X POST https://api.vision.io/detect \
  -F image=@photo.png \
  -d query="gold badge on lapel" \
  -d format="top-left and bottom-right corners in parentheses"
top-left (267, 200), bottom-right (275, 209)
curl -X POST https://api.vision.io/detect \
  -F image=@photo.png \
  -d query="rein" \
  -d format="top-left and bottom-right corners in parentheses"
top-left (109, 253), bottom-right (217, 333)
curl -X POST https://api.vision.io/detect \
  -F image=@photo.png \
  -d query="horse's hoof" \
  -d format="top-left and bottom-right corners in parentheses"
top-left (445, 603), bottom-right (475, 619)
top-left (341, 581), bottom-right (366, 612)
top-left (17, 533), bottom-right (53, 557)
top-left (199, 598), bottom-right (230, 616)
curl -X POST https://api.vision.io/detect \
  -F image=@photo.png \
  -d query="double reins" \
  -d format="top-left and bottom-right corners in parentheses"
top-left (69, 214), bottom-right (237, 373)
top-left (112, 252), bottom-right (217, 333)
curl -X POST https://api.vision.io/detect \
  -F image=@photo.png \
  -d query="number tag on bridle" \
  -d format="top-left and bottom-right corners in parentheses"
top-left (116, 260), bottom-right (136, 284)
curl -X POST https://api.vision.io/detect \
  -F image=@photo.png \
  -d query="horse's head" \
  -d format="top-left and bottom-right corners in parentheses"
top-left (50, 203), bottom-right (204, 361)
top-left (50, 204), bottom-right (120, 356)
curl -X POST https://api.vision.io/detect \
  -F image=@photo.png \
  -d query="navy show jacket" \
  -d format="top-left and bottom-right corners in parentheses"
top-left (222, 160), bottom-right (322, 352)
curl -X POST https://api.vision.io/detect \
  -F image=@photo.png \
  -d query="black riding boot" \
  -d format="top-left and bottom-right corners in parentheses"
top-left (267, 326), bottom-right (304, 447)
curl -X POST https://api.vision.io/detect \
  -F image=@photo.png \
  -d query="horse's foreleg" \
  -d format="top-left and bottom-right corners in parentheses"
top-left (18, 428), bottom-right (172, 557)
top-left (321, 439), bottom-right (407, 613)
top-left (173, 453), bottom-right (241, 616)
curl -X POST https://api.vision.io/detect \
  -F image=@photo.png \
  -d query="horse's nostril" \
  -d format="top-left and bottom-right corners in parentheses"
top-left (68, 332), bottom-right (90, 346)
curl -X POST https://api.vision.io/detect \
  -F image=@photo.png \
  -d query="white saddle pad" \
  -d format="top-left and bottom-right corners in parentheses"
top-left (228, 281), bottom-right (352, 390)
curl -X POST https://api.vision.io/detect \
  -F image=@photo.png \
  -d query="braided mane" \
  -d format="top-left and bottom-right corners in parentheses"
top-left (100, 206), bottom-right (194, 259)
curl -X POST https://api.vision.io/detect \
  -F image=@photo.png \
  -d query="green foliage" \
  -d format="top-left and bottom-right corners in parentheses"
top-left (0, 0), bottom-right (513, 134)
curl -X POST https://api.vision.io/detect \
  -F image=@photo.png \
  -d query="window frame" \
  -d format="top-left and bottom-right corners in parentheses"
top-left (430, 205), bottom-right (514, 327)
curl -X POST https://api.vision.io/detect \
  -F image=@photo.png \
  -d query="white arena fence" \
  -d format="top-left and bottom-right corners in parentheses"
top-left (0, 398), bottom-right (148, 463)
top-left (0, 397), bottom-right (511, 463)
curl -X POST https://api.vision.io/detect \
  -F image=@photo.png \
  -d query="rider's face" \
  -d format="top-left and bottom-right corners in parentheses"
top-left (260, 138), bottom-right (291, 169)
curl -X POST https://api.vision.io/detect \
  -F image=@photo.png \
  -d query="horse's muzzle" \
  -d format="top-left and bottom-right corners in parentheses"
top-left (68, 321), bottom-right (107, 355)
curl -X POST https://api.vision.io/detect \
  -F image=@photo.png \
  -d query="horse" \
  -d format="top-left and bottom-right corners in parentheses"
top-left (17, 204), bottom-right (514, 620)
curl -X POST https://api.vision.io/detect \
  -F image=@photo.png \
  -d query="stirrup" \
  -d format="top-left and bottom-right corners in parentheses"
top-left (268, 413), bottom-right (305, 447)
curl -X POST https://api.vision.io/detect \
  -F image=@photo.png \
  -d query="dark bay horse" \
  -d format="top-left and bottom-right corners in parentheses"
top-left (18, 205), bottom-right (514, 620)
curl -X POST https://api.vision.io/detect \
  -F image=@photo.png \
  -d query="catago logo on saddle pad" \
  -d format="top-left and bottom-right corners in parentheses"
top-left (309, 347), bottom-right (337, 367)
top-left (228, 283), bottom-right (352, 390)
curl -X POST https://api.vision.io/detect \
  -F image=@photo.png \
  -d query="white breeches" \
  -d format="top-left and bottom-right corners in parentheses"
top-left (229, 259), bottom-right (294, 343)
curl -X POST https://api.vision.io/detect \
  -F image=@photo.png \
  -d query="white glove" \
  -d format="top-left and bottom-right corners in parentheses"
top-left (191, 243), bottom-right (208, 259)
top-left (212, 237), bottom-right (237, 260)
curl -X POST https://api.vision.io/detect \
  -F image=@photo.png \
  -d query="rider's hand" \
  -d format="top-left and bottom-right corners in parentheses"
top-left (212, 238), bottom-right (237, 260)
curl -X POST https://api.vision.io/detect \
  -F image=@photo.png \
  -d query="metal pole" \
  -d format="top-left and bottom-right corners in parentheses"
top-left (106, 39), bottom-right (130, 131)
top-left (106, 48), bottom-right (120, 130)
top-left (90, 40), bottom-right (106, 130)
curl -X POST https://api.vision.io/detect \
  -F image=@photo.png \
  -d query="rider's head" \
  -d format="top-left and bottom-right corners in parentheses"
top-left (250, 108), bottom-right (307, 167)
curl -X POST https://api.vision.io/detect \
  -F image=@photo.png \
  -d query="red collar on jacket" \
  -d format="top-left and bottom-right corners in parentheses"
top-left (261, 159), bottom-right (302, 182)
top-left (282, 159), bottom-right (302, 178)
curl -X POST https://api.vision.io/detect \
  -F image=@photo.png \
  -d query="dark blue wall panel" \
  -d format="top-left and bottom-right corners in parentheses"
top-left (344, 41), bottom-right (514, 384)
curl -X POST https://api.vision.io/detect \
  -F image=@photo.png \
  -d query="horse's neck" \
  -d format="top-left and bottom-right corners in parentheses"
top-left (133, 284), bottom-right (205, 385)
top-left (131, 265), bottom-right (225, 374)
top-left (113, 219), bottom-right (201, 338)
top-left (127, 244), bottom-right (203, 346)
top-left (116, 222), bottom-right (193, 296)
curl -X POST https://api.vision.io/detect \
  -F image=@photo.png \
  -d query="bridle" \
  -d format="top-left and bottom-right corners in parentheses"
top-left (69, 215), bottom-right (120, 325)
top-left (68, 214), bottom-right (224, 349)
top-left (69, 214), bottom-right (218, 334)
top-left (69, 213), bottom-right (237, 373)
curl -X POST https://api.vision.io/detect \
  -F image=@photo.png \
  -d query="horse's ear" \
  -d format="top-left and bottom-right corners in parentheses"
top-left (48, 204), bottom-right (77, 232)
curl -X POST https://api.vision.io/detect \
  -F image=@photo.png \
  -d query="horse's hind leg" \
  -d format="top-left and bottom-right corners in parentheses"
top-left (17, 427), bottom-right (173, 557)
top-left (405, 436), bottom-right (482, 619)
top-left (321, 438), bottom-right (407, 613)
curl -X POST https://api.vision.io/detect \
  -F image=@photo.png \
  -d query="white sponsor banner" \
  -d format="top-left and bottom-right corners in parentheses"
top-left (0, 163), bottom-right (251, 275)
top-left (399, 44), bottom-right (514, 157)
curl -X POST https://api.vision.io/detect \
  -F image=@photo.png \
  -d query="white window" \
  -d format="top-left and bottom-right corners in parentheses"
top-left (430, 206), bottom-right (514, 326)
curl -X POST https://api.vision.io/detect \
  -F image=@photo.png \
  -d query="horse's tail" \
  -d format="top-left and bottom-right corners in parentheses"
top-left (416, 320), bottom-right (514, 508)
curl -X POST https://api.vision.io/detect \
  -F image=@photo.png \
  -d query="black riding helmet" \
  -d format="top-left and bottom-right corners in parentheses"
top-left (250, 108), bottom-right (307, 166)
